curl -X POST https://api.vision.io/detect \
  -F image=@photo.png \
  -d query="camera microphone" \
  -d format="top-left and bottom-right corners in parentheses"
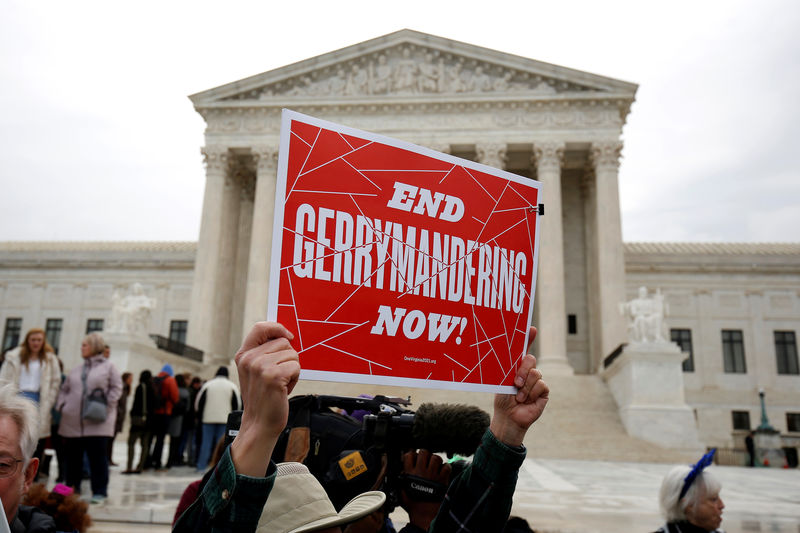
top-left (411, 403), bottom-right (490, 457)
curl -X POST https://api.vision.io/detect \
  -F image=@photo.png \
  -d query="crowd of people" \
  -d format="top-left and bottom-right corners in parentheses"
top-left (0, 329), bottom-right (243, 504)
top-left (0, 322), bottom-right (727, 533)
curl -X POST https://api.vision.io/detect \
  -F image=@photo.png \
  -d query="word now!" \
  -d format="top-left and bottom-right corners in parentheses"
top-left (370, 305), bottom-right (468, 344)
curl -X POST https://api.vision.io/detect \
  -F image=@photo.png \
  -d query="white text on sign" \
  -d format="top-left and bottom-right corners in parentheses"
top-left (386, 182), bottom-right (465, 222)
top-left (370, 305), bottom-right (468, 344)
top-left (291, 204), bottom-right (528, 312)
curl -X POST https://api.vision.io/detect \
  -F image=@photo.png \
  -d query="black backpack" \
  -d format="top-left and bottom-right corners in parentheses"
top-left (151, 375), bottom-right (167, 411)
top-left (173, 392), bottom-right (188, 416)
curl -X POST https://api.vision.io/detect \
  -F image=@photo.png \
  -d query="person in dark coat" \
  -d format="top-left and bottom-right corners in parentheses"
top-left (123, 370), bottom-right (155, 474)
top-left (108, 371), bottom-right (132, 466)
top-left (745, 431), bottom-right (756, 467)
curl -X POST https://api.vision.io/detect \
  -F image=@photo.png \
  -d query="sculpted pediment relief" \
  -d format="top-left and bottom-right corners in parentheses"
top-left (192, 30), bottom-right (636, 105)
top-left (230, 46), bottom-right (595, 101)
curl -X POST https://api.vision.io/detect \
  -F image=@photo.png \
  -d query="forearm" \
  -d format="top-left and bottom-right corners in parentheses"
top-left (429, 430), bottom-right (525, 533)
top-left (229, 420), bottom-right (278, 478)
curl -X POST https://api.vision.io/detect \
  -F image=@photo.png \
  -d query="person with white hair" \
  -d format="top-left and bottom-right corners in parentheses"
top-left (0, 384), bottom-right (57, 531)
top-left (653, 450), bottom-right (725, 533)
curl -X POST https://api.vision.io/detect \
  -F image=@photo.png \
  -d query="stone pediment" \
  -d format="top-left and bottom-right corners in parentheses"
top-left (191, 29), bottom-right (637, 106)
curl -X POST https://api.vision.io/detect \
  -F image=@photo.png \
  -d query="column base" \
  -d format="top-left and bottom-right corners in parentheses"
top-left (536, 354), bottom-right (575, 376)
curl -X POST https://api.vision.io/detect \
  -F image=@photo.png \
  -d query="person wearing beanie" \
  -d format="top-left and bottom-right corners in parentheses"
top-left (194, 366), bottom-right (240, 471)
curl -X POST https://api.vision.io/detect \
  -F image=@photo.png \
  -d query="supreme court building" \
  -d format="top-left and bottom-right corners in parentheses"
top-left (2, 30), bottom-right (799, 457)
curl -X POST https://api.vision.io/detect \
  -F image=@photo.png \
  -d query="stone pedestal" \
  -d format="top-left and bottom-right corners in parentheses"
top-left (754, 431), bottom-right (787, 468)
top-left (602, 342), bottom-right (702, 451)
top-left (103, 332), bottom-right (206, 382)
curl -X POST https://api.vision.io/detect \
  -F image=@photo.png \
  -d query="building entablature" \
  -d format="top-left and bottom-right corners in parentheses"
top-left (191, 29), bottom-right (637, 142)
top-left (625, 242), bottom-right (800, 276)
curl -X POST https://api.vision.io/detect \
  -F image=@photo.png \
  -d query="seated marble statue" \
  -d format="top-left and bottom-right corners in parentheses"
top-left (106, 283), bottom-right (155, 336)
top-left (621, 286), bottom-right (668, 343)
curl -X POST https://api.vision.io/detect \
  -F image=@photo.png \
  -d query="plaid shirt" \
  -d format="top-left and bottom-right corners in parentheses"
top-left (399, 429), bottom-right (526, 533)
top-left (172, 447), bottom-right (276, 533)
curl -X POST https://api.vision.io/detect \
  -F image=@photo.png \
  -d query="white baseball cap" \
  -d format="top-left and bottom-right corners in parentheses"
top-left (257, 462), bottom-right (386, 533)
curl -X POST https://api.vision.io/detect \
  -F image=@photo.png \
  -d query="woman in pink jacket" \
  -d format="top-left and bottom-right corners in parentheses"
top-left (56, 332), bottom-right (122, 504)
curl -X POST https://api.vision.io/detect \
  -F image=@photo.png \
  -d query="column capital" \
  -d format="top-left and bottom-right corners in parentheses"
top-left (533, 141), bottom-right (565, 172)
top-left (252, 146), bottom-right (279, 174)
top-left (590, 140), bottom-right (623, 172)
top-left (475, 142), bottom-right (507, 169)
top-left (201, 146), bottom-right (230, 173)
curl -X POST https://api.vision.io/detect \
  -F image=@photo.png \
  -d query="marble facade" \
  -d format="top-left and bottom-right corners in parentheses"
top-left (1, 31), bottom-right (799, 454)
top-left (187, 29), bottom-right (636, 373)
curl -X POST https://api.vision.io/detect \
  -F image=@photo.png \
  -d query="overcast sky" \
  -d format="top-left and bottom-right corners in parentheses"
top-left (1, 0), bottom-right (798, 243)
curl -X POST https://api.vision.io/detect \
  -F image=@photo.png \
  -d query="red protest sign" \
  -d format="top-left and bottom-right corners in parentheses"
top-left (268, 110), bottom-right (541, 393)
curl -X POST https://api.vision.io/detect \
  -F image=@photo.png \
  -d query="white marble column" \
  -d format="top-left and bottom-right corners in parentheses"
top-left (242, 147), bottom-right (279, 339)
top-left (589, 141), bottom-right (628, 368)
top-left (228, 170), bottom-right (254, 352)
top-left (533, 142), bottom-right (573, 375)
top-left (475, 142), bottom-right (506, 169)
top-left (188, 146), bottom-right (231, 359)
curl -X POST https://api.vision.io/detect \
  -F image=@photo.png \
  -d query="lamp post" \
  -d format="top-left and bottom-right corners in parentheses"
top-left (757, 388), bottom-right (777, 432)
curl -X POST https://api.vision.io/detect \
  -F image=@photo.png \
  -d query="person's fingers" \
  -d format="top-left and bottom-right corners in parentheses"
top-left (402, 450), bottom-right (417, 471)
top-left (236, 338), bottom-right (297, 375)
top-left (416, 448), bottom-right (432, 470)
top-left (438, 461), bottom-right (452, 483)
top-left (529, 377), bottom-right (549, 404)
top-left (516, 365), bottom-right (542, 403)
top-left (237, 321), bottom-right (294, 357)
top-left (514, 352), bottom-right (537, 389)
top-left (526, 326), bottom-right (538, 352)
top-left (286, 364), bottom-right (300, 395)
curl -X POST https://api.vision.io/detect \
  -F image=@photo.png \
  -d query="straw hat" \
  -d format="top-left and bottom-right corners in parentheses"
top-left (257, 462), bottom-right (386, 533)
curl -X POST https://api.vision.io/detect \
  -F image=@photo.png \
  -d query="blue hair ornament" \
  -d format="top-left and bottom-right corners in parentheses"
top-left (679, 448), bottom-right (716, 500)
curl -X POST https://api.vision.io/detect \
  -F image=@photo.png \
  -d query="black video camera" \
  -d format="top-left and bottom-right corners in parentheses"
top-left (225, 394), bottom-right (489, 513)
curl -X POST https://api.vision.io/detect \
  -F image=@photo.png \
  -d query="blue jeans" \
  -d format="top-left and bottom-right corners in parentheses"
top-left (196, 423), bottom-right (226, 471)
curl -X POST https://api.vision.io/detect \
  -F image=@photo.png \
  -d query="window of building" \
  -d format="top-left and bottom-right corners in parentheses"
top-left (567, 314), bottom-right (577, 335)
top-left (671, 328), bottom-right (694, 372)
top-left (787, 413), bottom-right (800, 433)
top-left (169, 320), bottom-right (188, 345)
top-left (775, 331), bottom-right (799, 375)
top-left (2, 318), bottom-right (22, 354)
top-left (86, 319), bottom-right (104, 334)
top-left (731, 410), bottom-right (751, 431)
top-left (722, 329), bottom-right (747, 373)
top-left (45, 318), bottom-right (63, 354)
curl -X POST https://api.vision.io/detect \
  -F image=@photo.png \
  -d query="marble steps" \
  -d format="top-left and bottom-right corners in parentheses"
top-left (524, 374), bottom-right (695, 463)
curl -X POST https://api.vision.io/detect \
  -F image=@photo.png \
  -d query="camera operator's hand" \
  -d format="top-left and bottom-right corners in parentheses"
top-left (490, 326), bottom-right (549, 447)
top-left (400, 449), bottom-right (452, 530)
top-left (230, 321), bottom-right (300, 477)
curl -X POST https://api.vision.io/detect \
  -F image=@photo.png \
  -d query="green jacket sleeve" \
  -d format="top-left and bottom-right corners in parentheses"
top-left (173, 446), bottom-right (276, 533)
top-left (429, 429), bottom-right (526, 532)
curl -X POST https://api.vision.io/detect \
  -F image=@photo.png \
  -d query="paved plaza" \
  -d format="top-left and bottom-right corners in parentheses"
top-left (38, 444), bottom-right (800, 533)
